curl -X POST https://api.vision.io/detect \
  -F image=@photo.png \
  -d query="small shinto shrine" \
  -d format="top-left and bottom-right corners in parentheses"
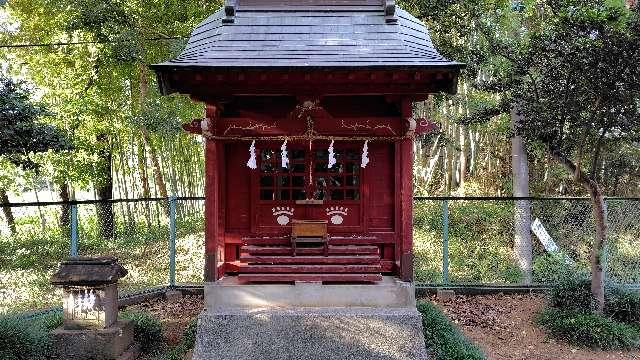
top-left (152, 0), bottom-right (462, 285)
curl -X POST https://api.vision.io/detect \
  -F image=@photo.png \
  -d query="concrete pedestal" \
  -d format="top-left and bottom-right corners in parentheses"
top-left (205, 276), bottom-right (416, 309)
top-left (193, 276), bottom-right (428, 360)
top-left (52, 320), bottom-right (139, 360)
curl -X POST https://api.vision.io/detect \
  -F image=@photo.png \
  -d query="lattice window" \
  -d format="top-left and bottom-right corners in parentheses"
top-left (312, 148), bottom-right (360, 201)
top-left (259, 149), bottom-right (307, 201)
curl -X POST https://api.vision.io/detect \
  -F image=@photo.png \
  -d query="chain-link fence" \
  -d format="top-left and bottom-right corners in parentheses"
top-left (413, 197), bottom-right (640, 286)
top-left (2, 196), bottom-right (639, 315)
top-left (0, 197), bottom-right (205, 315)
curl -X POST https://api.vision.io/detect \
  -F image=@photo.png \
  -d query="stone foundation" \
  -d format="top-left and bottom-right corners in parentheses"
top-left (52, 320), bottom-right (138, 360)
top-left (194, 276), bottom-right (428, 360)
top-left (205, 276), bottom-right (416, 309)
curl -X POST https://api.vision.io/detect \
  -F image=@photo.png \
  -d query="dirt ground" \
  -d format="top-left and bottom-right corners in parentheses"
top-left (128, 294), bottom-right (204, 346)
top-left (129, 293), bottom-right (640, 359)
top-left (430, 294), bottom-right (640, 360)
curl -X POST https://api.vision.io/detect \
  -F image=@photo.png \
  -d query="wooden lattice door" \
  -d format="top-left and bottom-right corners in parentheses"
top-left (252, 141), bottom-right (363, 234)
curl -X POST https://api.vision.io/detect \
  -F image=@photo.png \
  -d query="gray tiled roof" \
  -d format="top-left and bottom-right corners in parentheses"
top-left (152, 1), bottom-right (462, 69)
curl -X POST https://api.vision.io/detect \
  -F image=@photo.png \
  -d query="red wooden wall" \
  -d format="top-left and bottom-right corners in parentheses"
top-left (203, 95), bottom-right (415, 281)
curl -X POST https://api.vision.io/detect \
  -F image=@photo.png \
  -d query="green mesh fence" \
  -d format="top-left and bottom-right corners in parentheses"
top-left (2, 197), bottom-right (639, 315)
top-left (413, 198), bottom-right (640, 286)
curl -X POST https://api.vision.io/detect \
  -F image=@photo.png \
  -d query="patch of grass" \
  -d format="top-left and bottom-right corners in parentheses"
top-left (413, 200), bottom-right (523, 284)
top-left (162, 319), bottom-right (198, 360)
top-left (120, 310), bottom-right (163, 353)
top-left (30, 312), bottom-right (63, 331)
top-left (548, 274), bottom-right (595, 313)
top-left (417, 301), bottom-right (485, 360)
top-left (0, 312), bottom-right (62, 360)
top-left (606, 286), bottom-right (640, 325)
top-left (0, 213), bottom-right (204, 314)
top-left (536, 308), bottom-right (640, 350)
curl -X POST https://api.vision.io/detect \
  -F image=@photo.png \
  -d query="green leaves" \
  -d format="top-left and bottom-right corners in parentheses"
top-left (0, 76), bottom-right (69, 169)
top-left (516, 1), bottom-right (640, 169)
top-left (536, 308), bottom-right (640, 349)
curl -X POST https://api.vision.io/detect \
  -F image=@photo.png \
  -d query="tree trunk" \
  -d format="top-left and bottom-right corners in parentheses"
top-left (459, 125), bottom-right (467, 194)
top-left (59, 181), bottom-right (71, 238)
top-left (142, 129), bottom-right (168, 199)
top-left (588, 184), bottom-right (607, 314)
top-left (96, 133), bottom-right (114, 240)
top-left (31, 174), bottom-right (47, 231)
top-left (550, 148), bottom-right (607, 314)
top-left (138, 62), bottom-right (168, 200)
top-left (0, 188), bottom-right (16, 234)
top-left (137, 138), bottom-right (152, 228)
top-left (511, 107), bottom-right (533, 284)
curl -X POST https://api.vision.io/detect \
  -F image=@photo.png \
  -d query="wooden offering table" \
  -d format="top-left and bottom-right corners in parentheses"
top-left (291, 220), bottom-right (329, 257)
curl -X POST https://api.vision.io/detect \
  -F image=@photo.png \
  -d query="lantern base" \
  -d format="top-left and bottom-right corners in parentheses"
top-left (52, 320), bottom-right (138, 360)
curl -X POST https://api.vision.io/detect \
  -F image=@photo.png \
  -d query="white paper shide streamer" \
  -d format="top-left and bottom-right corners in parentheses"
top-left (328, 140), bottom-right (337, 168)
top-left (281, 139), bottom-right (289, 168)
top-left (247, 140), bottom-right (257, 169)
top-left (361, 140), bottom-right (370, 168)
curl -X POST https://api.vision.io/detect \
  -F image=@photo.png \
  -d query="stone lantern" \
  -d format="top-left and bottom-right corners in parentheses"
top-left (50, 256), bottom-right (138, 360)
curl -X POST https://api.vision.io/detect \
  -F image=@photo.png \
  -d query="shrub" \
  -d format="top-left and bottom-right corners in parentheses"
top-left (31, 312), bottom-right (63, 331)
top-left (163, 319), bottom-right (198, 360)
top-left (120, 310), bottom-right (163, 353)
top-left (181, 319), bottom-right (198, 349)
top-left (532, 253), bottom-right (574, 283)
top-left (536, 308), bottom-right (640, 350)
top-left (606, 287), bottom-right (640, 325)
top-left (0, 315), bottom-right (58, 360)
top-left (417, 301), bottom-right (485, 360)
top-left (548, 274), bottom-right (595, 313)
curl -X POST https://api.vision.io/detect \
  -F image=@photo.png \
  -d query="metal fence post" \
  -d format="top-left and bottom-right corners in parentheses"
top-left (168, 195), bottom-right (177, 288)
top-left (603, 199), bottom-right (609, 285)
top-left (442, 199), bottom-right (450, 284)
top-left (70, 204), bottom-right (78, 257)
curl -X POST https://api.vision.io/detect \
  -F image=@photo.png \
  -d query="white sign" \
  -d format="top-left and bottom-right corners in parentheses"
top-left (531, 218), bottom-right (559, 253)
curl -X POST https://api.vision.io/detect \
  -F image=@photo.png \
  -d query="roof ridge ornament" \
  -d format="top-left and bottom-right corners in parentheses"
top-left (384, 0), bottom-right (397, 24)
top-left (223, 0), bottom-right (236, 24)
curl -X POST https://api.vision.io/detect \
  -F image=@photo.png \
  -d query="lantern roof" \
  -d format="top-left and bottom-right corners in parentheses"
top-left (151, 0), bottom-right (464, 97)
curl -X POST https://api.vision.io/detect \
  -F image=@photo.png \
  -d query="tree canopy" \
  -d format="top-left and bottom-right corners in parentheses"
top-left (0, 75), bottom-right (69, 168)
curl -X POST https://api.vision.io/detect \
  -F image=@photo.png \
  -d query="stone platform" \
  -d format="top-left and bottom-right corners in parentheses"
top-left (205, 276), bottom-right (416, 309)
top-left (193, 276), bottom-right (428, 360)
top-left (52, 320), bottom-right (139, 360)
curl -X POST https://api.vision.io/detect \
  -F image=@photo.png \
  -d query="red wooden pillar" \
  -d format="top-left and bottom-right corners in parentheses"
top-left (203, 104), bottom-right (224, 282)
top-left (204, 138), bottom-right (220, 282)
top-left (399, 138), bottom-right (414, 281)
top-left (399, 98), bottom-right (414, 282)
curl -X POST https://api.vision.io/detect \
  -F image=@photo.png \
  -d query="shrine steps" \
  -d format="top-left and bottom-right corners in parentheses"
top-left (238, 273), bottom-right (383, 283)
top-left (237, 264), bottom-right (382, 273)
top-left (240, 255), bottom-right (380, 265)
top-left (241, 245), bottom-right (379, 256)
top-left (237, 240), bottom-right (384, 283)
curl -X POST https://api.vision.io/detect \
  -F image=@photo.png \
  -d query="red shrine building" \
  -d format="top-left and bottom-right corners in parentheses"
top-left (152, 0), bottom-right (462, 284)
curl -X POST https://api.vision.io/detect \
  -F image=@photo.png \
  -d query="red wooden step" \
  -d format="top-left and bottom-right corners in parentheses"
top-left (238, 273), bottom-right (383, 283)
top-left (381, 260), bottom-right (394, 273)
top-left (329, 236), bottom-right (391, 245)
top-left (241, 245), bottom-right (379, 256)
top-left (242, 237), bottom-right (290, 246)
top-left (240, 255), bottom-right (380, 265)
top-left (237, 264), bottom-right (382, 274)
